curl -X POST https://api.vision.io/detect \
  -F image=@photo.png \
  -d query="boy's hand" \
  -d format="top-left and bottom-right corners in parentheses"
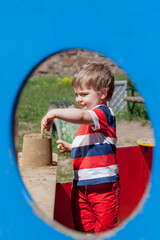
top-left (56, 140), bottom-right (72, 153)
top-left (41, 110), bottom-right (55, 135)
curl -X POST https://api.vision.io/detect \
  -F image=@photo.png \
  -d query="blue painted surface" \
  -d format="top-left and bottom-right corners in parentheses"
top-left (0, 0), bottom-right (160, 239)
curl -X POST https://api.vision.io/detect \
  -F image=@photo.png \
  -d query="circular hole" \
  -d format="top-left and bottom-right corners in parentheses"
top-left (15, 49), bottom-right (154, 238)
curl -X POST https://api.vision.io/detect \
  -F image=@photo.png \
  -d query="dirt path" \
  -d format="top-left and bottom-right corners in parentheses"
top-left (116, 120), bottom-right (154, 147)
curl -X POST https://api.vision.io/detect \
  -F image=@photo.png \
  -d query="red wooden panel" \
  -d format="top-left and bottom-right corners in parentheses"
top-left (54, 146), bottom-right (153, 229)
top-left (54, 182), bottom-right (74, 229)
top-left (117, 146), bottom-right (153, 222)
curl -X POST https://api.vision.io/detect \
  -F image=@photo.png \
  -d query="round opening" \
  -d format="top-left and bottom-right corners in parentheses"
top-left (15, 49), bottom-right (154, 238)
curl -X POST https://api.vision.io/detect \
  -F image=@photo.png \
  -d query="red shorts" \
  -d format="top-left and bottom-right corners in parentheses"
top-left (71, 182), bottom-right (120, 233)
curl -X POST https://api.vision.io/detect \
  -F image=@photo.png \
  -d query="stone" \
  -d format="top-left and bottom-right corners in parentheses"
top-left (38, 62), bottom-right (49, 73)
top-left (62, 57), bottom-right (75, 67)
top-left (77, 57), bottom-right (88, 66)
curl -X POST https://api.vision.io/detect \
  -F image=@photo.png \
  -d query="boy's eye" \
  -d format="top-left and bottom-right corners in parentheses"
top-left (75, 92), bottom-right (88, 97)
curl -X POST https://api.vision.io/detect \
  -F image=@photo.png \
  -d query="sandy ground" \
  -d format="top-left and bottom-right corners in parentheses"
top-left (116, 120), bottom-right (154, 147)
top-left (18, 120), bottom-right (154, 224)
top-left (18, 153), bottom-right (58, 221)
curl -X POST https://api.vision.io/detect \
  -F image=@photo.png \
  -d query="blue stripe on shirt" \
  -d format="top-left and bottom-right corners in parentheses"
top-left (71, 143), bottom-right (116, 159)
top-left (73, 175), bottom-right (119, 186)
top-left (97, 105), bottom-right (116, 127)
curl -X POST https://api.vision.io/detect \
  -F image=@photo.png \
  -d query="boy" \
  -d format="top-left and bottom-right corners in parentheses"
top-left (41, 62), bottom-right (120, 233)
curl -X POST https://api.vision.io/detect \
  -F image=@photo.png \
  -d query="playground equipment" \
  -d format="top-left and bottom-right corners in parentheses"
top-left (1, 0), bottom-right (160, 239)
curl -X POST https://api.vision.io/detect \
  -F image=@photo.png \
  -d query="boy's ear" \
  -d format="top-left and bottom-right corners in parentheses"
top-left (100, 88), bottom-right (108, 100)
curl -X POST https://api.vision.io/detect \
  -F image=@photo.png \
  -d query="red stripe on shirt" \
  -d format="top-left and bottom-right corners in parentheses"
top-left (74, 108), bottom-right (116, 139)
top-left (75, 124), bottom-right (116, 138)
top-left (72, 154), bottom-right (117, 170)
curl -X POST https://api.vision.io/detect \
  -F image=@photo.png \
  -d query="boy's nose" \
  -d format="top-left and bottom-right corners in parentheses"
top-left (76, 95), bottom-right (82, 102)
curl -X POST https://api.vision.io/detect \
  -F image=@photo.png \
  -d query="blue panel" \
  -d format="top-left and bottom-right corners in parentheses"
top-left (0, 0), bottom-right (160, 239)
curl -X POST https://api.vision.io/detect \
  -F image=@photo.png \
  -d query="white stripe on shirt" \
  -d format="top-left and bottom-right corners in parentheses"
top-left (72, 132), bottom-right (117, 148)
top-left (74, 165), bottom-right (119, 180)
top-left (87, 109), bottom-right (100, 130)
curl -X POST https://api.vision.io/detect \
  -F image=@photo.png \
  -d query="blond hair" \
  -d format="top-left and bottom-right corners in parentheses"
top-left (72, 62), bottom-right (114, 101)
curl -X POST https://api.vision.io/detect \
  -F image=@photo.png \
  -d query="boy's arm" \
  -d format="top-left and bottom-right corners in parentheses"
top-left (41, 108), bottom-right (94, 135)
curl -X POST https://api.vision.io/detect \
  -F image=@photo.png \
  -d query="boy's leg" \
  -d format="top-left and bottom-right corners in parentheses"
top-left (89, 182), bottom-right (120, 233)
top-left (71, 186), bottom-right (95, 232)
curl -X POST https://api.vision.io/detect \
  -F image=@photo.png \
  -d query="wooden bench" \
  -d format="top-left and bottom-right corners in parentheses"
top-left (124, 88), bottom-right (144, 113)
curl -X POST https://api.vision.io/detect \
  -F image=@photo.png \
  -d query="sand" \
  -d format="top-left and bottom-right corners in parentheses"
top-left (22, 133), bottom-right (52, 167)
top-left (18, 152), bottom-right (58, 221)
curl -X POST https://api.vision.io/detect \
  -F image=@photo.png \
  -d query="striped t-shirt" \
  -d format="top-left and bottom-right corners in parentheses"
top-left (71, 105), bottom-right (119, 186)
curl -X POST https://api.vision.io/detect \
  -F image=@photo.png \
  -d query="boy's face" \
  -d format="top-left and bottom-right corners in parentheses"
top-left (74, 85), bottom-right (103, 110)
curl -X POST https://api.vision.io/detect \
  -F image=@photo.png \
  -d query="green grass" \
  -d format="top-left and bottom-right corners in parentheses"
top-left (116, 109), bottom-right (148, 123)
top-left (56, 157), bottom-right (74, 183)
top-left (18, 75), bottom-right (76, 123)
